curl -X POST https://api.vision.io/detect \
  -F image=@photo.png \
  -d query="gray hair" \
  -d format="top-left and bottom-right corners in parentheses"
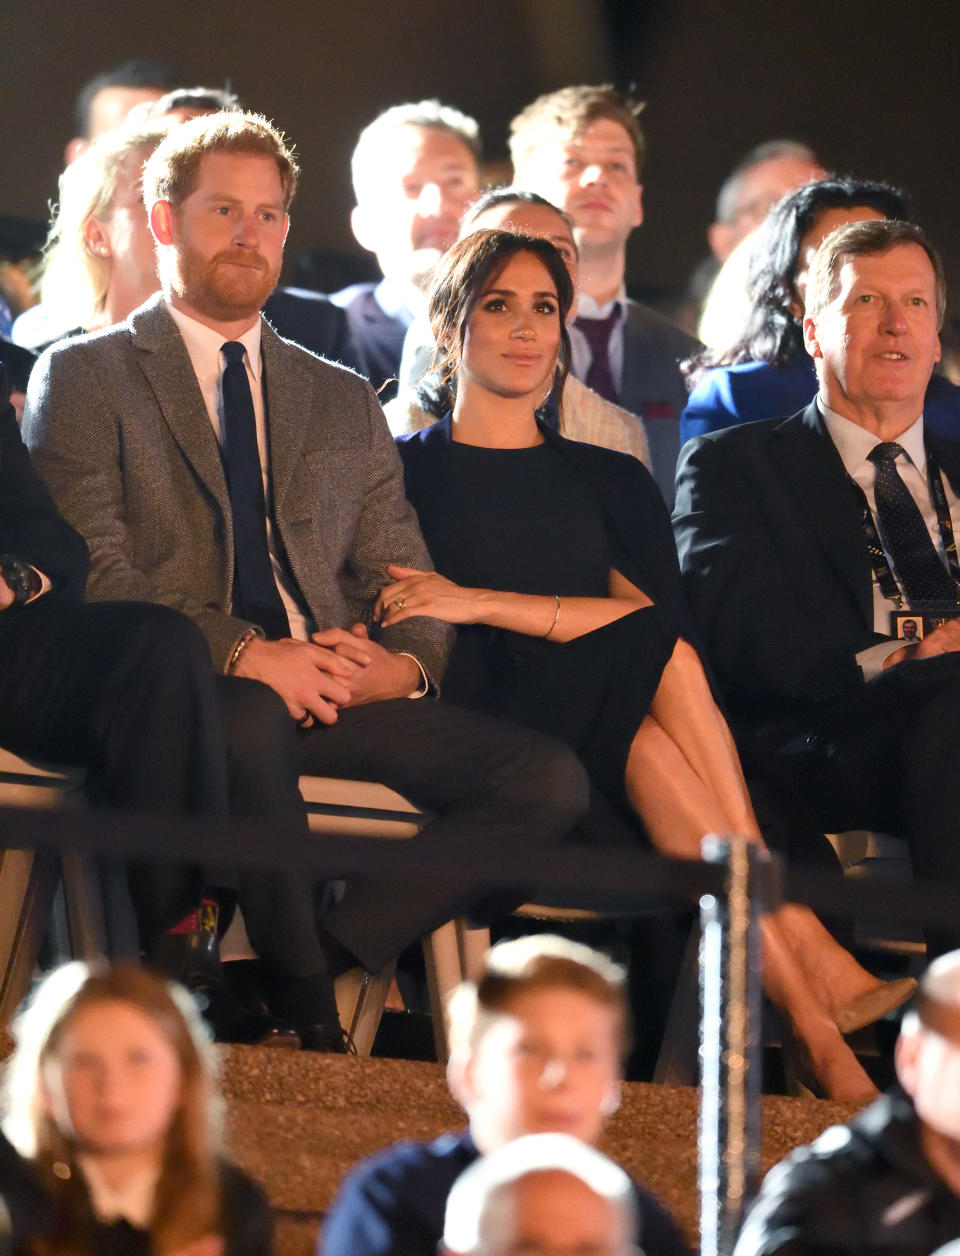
top-left (351, 99), bottom-right (480, 203)
top-left (442, 1133), bottom-right (636, 1254)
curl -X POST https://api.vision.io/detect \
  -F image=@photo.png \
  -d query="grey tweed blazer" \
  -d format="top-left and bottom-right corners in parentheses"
top-left (22, 294), bottom-right (451, 680)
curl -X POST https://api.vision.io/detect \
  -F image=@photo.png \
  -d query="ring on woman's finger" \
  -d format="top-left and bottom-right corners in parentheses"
top-left (393, 597), bottom-right (405, 610)
top-left (297, 712), bottom-right (312, 727)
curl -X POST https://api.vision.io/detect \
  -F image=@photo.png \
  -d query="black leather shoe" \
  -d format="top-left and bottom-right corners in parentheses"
top-left (154, 928), bottom-right (300, 1047)
top-left (193, 981), bottom-right (301, 1048)
top-left (153, 926), bottom-right (224, 989)
top-left (299, 1023), bottom-right (356, 1054)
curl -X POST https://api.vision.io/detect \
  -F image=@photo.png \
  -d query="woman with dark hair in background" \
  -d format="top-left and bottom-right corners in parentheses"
top-left (388, 227), bottom-right (914, 1102)
top-left (681, 177), bottom-right (960, 444)
top-left (2, 961), bottom-right (271, 1256)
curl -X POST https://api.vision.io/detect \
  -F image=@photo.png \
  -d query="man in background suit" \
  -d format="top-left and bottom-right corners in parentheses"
top-left (509, 85), bottom-right (699, 504)
top-left (23, 112), bottom-right (588, 1034)
top-left (326, 100), bottom-right (481, 402)
top-left (673, 219), bottom-right (960, 952)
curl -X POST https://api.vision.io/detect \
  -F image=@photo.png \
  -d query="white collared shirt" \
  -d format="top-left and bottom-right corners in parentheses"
top-left (78, 1154), bottom-right (161, 1229)
top-left (820, 398), bottom-right (960, 673)
top-left (570, 286), bottom-right (627, 389)
top-left (167, 302), bottom-right (312, 639)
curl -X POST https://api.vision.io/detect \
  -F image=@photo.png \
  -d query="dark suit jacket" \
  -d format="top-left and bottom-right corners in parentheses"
top-left (2, 1155), bottom-right (272, 1256)
top-left (618, 299), bottom-right (700, 505)
top-left (330, 280), bottom-right (412, 403)
top-left (0, 339), bottom-right (38, 395)
top-left (22, 295), bottom-right (450, 681)
top-left (0, 363), bottom-right (88, 613)
top-left (672, 400), bottom-right (960, 727)
top-left (262, 286), bottom-right (365, 374)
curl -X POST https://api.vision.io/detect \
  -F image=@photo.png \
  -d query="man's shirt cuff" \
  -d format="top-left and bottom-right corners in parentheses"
top-left (856, 638), bottom-right (908, 680)
top-left (396, 652), bottom-right (430, 698)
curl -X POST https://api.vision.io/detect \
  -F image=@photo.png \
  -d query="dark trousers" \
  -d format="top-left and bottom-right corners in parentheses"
top-left (296, 698), bottom-right (590, 972)
top-left (744, 653), bottom-right (960, 956)
top-left (0, 598), bottom-right (321, 976)
top-left (0, 599), bottom-right (589, 976)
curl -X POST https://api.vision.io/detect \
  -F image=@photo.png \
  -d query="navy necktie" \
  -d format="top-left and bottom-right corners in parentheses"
top-left (868, 441), bottom-right (956, 603)
top-left (220, 341), bottom-right (290, 640)
top-left (574, 307), bottom-right (621, 403)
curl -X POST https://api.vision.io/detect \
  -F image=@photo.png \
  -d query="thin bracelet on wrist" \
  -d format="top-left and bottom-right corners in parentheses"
top-left (225, 629), bottom-right (258, 674)
top-left (544, 594), bottom-right (561, 639)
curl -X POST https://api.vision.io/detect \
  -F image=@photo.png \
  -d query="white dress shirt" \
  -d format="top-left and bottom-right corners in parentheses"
top-left (570, 286), bottom-right (627, 389)
top-left (820, 399), bottom-right (960, 676)
top-left (167, 302), bottom-right (312, 640)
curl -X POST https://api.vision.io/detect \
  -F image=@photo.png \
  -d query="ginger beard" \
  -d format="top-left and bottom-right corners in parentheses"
top-left (170, 232), bottom-right (280, 323)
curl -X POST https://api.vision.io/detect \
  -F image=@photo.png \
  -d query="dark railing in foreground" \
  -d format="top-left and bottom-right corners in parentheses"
top-left (2, 805), bottom-right (955, 1256)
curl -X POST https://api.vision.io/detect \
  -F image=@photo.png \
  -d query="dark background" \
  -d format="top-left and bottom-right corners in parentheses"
top-left (2, 0), bottom-right (957, 307)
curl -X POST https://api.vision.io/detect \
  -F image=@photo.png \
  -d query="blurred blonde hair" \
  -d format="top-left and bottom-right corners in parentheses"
top-left (40, 117), bottom-right (173, 331)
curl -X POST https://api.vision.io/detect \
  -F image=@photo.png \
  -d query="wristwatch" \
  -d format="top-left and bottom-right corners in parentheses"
top-left (0, 555), bottom-right (42, 606)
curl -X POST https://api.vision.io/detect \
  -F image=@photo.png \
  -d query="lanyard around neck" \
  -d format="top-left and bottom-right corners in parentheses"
top-left (849, 439), bottom-right (960, 608)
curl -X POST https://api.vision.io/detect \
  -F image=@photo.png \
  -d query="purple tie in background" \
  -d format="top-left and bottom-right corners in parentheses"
top-left (574, 307), bottom-right (621, 403)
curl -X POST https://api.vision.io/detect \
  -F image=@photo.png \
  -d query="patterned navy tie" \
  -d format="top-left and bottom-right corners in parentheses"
top-left (868, 441), bottom-right (956, 603)
top-left (221, 341), bottom-right (291, 640)
top-left (574, 307), bottom-right (621, 403)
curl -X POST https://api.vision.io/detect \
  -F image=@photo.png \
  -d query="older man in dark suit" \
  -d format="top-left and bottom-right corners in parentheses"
top-left (23, 112), bottom-right (588, 1034)
top-left (673, 218), bottom-right (960, 952)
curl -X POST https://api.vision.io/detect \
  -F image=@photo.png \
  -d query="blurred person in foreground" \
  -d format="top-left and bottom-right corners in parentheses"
top-left (319, 934), bottom-right (688, 1256)
top-left (735, 951), bottom-right (960, 1256)
top-left (441, 1133), bottom-right (638, 1256)
top-left (2, 960), bottom-right (271, 1256)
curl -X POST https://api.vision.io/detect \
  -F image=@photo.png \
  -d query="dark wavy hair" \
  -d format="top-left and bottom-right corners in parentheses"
top-left (686, 176), bottom-right (911, 383)
top-left (426, 228), bottom-right (573, 410)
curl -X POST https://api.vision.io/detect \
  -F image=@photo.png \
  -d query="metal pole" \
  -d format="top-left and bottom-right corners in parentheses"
top-left (698, 836), bottom-right (767, 1256)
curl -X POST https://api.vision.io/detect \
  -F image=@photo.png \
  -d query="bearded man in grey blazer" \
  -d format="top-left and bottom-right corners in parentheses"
top-left (23, 111), bottom-right (588, 1045)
